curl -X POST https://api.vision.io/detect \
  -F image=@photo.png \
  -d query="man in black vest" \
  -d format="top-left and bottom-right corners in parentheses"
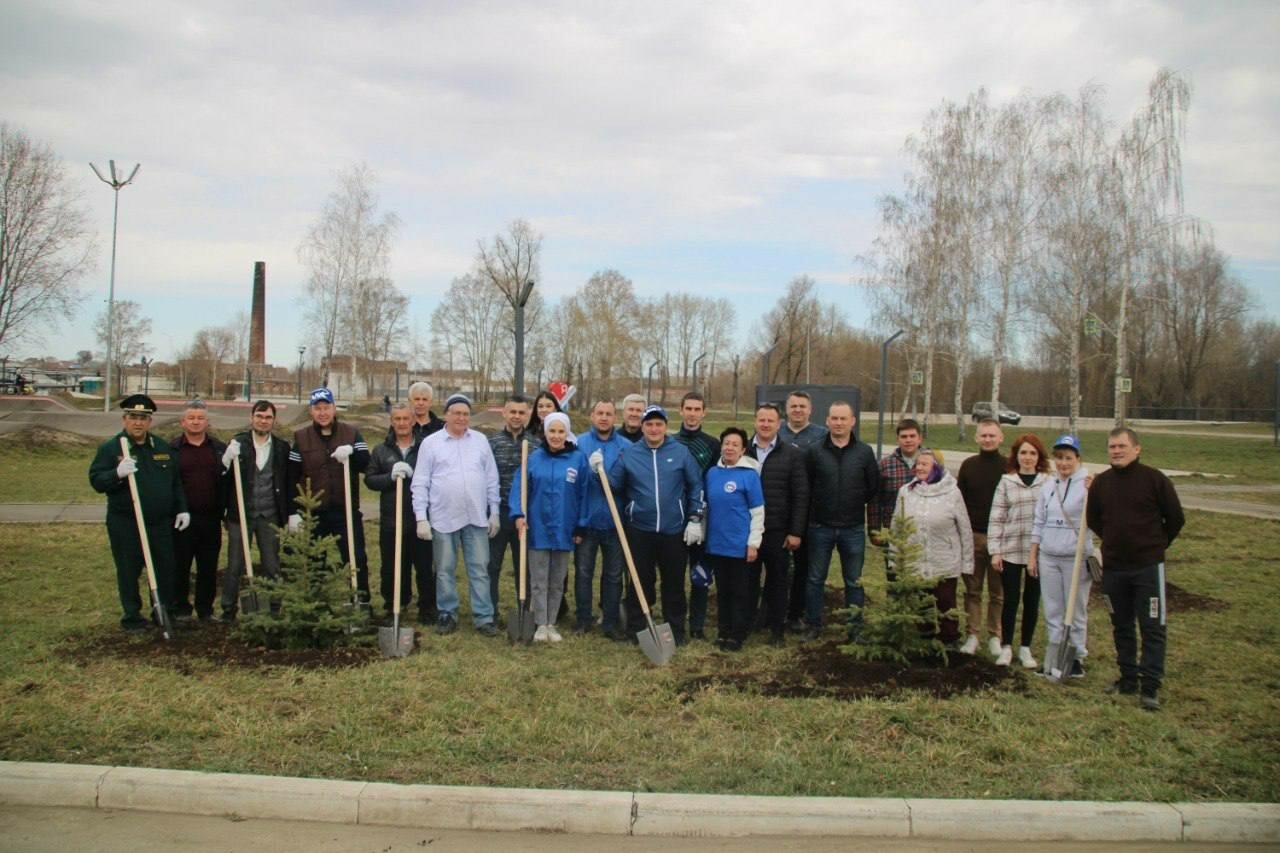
top-left (288, 388), bottom-right (372, 601)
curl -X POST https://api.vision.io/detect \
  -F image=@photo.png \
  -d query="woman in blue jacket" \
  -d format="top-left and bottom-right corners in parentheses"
top-left (511, 412), bottom-right (589, 642)
top-left (705, 427), bottom-right (764, 651)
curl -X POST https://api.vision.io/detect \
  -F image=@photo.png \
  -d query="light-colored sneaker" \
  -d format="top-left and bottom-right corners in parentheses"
top-left (533, 625), bottom-right (550, 642)
top-left (995, 645), bottom-right (1013, 666)
top-left (958, 635), bottom-right (979, 655)
top-left (987, 636), bottom-right (1003, 658)
top-left (546, 625), bottom-right (564, 643)
top-left (1018, 646), bottom-right (1038, 669)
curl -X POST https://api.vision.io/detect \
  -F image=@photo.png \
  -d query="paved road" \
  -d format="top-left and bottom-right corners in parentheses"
top-left (0, 805), bottom-right (1261, 853)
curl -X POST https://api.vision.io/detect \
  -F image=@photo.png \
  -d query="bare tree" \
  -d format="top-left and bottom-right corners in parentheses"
top-left (185, 324), bottom-right (238, 396)
top-left (573, 269), bottom-right (640, 401)
top-left (430, 273), bottom-right (506, 401)
top-left (297, 163), bottom-right (399, 384)
top-left (92, 299), bottom-right (150, 396)
top-left (0, 123), bottom-right (96, 347)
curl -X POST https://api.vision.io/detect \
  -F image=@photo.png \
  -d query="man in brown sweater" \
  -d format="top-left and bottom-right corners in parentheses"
top-left (956, 418), bottom-right (1006, 656)
top-left (1087, 427), bottom-right (1184, 712)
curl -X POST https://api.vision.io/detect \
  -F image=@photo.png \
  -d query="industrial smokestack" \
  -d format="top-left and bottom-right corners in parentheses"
top-left (250, 261), bottom-right (266, 364)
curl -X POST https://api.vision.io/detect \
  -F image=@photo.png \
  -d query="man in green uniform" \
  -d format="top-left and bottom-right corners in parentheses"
top-left (88, 394), bottom-right (190, 631)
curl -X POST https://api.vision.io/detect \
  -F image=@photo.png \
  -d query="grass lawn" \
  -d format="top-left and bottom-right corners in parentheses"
top-left (1, 512), bottom-right (1277, 802)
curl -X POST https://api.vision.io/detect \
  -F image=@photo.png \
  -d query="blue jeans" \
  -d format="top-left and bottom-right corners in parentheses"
top-left (432, 525), bottom-right (493, 625)
top-left (574, 527), bottom-right (623, 631)
top-left (805, 523), bottom-right (866, 629)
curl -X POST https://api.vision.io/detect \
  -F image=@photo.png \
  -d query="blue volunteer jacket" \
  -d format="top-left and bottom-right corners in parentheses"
top-left (576, 427), bottom-right (628, 531)
top-left (607, 436), bottom-right (705, 536)
top-left (509, 443), bottom-right (590, 551)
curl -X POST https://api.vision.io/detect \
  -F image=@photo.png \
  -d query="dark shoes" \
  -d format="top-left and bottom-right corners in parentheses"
top-left (604, 626), bottom-right (629, 643)
top-left (573, 623), bottom-right (593, 636)
top-left (1105, 680), bottom-right (1138, 696)
top-left (1070, 659), bottom-right (1085, 679)
top-left (787, 618), bottom-right (806, 634)
top-left (768, 632), bottom-right (786, 648)
top-left (689, 629), bottom-right (705, 641)
top-left (802, 626), bottom-right (822, 642)
top-left (716, 637), bottom-right (743, 652)
top-left (436, 614), bottom-right (458, 635)
top-left (1140, 693), bottom-right (1162, 712)
top-left (476, 622), bottom-right (499, 637)
top-left (121, 620), bottom-right (150, 633)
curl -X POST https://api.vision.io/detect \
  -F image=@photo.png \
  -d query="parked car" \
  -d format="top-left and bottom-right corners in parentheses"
top-left (972, 401), bottom-right (1021, 425)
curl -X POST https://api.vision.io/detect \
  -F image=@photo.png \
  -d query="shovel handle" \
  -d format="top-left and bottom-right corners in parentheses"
top-left (594, 463), bottom-right (655, 619)
top-left (231, 450), bottom-right (255, 581)
top-left (519, 439), bottom-right (529, 603)
top-left (341, 456), bottom-right (358, 595)
top-left (1062, 487), bottom-right (1090, 627)
top-left (393, 476), bottom-right (403, 623)
top-left (119, 436), bottom-right (169, 639)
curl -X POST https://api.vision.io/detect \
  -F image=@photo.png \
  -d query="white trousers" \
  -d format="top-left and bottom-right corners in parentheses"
top-left (1039, 551), bottom-right (1091, 654)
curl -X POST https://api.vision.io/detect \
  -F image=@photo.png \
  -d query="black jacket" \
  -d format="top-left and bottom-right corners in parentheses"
top-left (806, 435), bottom-right (878, 527)
top-left (747, 439), bottom-right (809, 538)
top-left (1086, 458), bottom-right (1185, 567)
top-left (225, 431), bottom-right (291, 525)
top-left (365, 434), bottom-right (422, 530)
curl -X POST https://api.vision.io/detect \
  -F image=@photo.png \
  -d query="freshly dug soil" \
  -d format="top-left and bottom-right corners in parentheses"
top-left (0, 425), bottom-right (98, 450)
top-left (680, 640), bottom-right (1026, 701)
top-left (1163, 581), bottom-right (1228, 612)
top-left (59, 621), bottom-right (382, 671)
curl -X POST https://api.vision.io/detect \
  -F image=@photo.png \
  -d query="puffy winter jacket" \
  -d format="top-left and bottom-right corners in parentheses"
top-left (747, 438), bottom-right (809, 537)
top-left (806, 436), bottom-right (879, 527)
top-left (607, 436), bottom-right (704, 536)
top-left (893, 471), bottom-right (974, 580)
top-left (1032, 469), bottom-right (1094, 558)
top-left (510, 443), bottom-right (589, 551)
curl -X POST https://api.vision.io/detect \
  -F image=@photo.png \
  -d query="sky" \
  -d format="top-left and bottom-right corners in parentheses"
top-left (2, 0), bottom-right (1278, 369)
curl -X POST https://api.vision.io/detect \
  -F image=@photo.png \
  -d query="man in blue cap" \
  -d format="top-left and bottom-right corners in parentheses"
top-left (88, 394), bottom-right (190, 630)
top-left (287, 388), bottom-right (372, 600)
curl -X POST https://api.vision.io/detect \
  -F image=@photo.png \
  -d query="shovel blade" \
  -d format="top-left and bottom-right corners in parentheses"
top-left (378, 625), bottom-right (415, 658)
top-left (636, 620), bottom-right (677, 665)
top-left (507, 604), bottom-right (537, 645)
top-left (240, 589), bottom-right (262, 615)
top-left (1048, 634), bottom-right (1079, 683)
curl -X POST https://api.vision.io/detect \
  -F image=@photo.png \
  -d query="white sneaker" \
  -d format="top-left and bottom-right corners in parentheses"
top-left (1018, 646), bottom-right (1038, 669)
top-left (958, 635), bottom-right (979, 655)
top-left (995, 645), bottom-right (1013, 666)
top-left (987, 636), bottom-right (1003, 658)
top-left (546, 625), bottom-right (563, 643)
top-left (533, 625), bottom-right (549, 642)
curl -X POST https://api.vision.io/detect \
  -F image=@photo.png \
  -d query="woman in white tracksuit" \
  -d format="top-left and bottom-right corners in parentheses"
top-left (1029, 434), bottom-right (1094, 678)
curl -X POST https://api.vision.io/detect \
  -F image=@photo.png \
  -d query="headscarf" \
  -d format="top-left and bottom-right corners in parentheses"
top-left (909, 451), bottom-right (945, 488)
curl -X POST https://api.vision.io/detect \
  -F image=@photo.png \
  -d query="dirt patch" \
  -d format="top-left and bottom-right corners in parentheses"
top-left (0, 425), bottom-right (98, 450)
top-left (680, 640), bottom-right (1026, 701)
top-left (1164, 581), bottom-right (1228, 612)
top-left (58, 621), bottom-right (382, 671)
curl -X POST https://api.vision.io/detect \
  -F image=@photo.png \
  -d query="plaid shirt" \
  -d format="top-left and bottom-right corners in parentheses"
top-left (987, 472), bottom-right (1048, 564)
top-left (868, 448), bottom-right (915, 532)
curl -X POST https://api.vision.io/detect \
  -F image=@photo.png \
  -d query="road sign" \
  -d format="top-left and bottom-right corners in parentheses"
top-left (911, 370), bottom-right (924, 386)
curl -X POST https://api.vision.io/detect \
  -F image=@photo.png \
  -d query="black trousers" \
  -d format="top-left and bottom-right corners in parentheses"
top-left (1102, 562), bottom-right (1168, 695)
top-left (999, 561), bottom-right (1040, 648)
top-left (712, 554), bottom-right (752, 644)
top-left (786, 540), bottom-right (810, 622)
top-left (748, 530), bottom-right (791, 635)
top-left (315, 507), bottom-right (370, 600)
top-left (379, 522), bottom-right (435, 615)
top-left (172, 512), bottom-right (223, 617)
top-left (626, 529), bottom-right (687, 642)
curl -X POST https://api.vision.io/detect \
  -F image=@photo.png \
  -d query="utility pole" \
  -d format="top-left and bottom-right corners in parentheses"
top-left (876, 329), bottom-right (905, 460)
top-left (513, 280), bottom-right (535, 396)
top-left (89, 160), bottom-right (140, 412)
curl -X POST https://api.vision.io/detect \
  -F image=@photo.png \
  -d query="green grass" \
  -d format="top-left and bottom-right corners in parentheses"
top-left (1, 513), bottom-right (1277, 801)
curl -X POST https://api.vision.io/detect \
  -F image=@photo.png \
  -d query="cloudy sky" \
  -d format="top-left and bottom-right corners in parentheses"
top-left (3, 0), bottom-right (1277, 368)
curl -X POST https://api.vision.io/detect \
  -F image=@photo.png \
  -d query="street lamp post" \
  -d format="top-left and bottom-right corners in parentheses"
top-left (89, 160), bottom-right (140, 413)
top-left (876, 329), bottom-right (905, 460)
top-left (140, 357), bottom-right (152, 396)
top-left (296, 346), bottom-right (306, 403)
top-left (513, 280), bottom-right (535, 395)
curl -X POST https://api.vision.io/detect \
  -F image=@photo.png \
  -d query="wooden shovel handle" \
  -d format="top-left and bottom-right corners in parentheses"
top-left (594, 463), bottom-right (653, 618)
top-left (341, 456), bottom-right (358, 594)
top-left (1062, 487), bottom-right (1090, 626)
top-left (231, 450), bottom-right (254, 580)
top-left (119, 436), bottom-right (165, 628)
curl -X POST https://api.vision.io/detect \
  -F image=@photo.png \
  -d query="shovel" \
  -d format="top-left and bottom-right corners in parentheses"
top-left (1048, 488), bottom-right (1091, 683)
top-left (508, 439), bottom-right (536, 644)
top-left (594, 464), bottom-right (676, 665)
top-left (379, 478), bottom-right (416, 658)
top-left (229, 452), bottom-right (262, 615)
top-left (340, 455), bottom-right (370, 616)
top-left (119, 436), bottom-right (172, 640)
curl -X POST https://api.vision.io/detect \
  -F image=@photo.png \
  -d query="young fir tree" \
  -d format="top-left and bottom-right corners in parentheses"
top-left (233, 485), bottom-right (371, 650)
top-left (842, 513), bottom-right (954, 664)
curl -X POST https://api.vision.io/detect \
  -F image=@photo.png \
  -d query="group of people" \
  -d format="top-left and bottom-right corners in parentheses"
top-left (91, 385), bottom-right (1184, 710)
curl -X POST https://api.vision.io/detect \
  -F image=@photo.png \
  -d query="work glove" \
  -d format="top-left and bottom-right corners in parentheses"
top-left (287, 514), bottom-right (301, 533)
top-left (588, 449), bottom-right (604, 473)
top-left (416, 520), bottom-right (432, 541)
top-left (221, 439), bottom-right (240, 469)
top-left (683, 519), bottom-right (704, 547)
top-left (487, 513), bottom-right (501, 538)
top-left (330, 444), bottom-right (354, 463)
top-left (391, 461), bottom-right (413, 480)
top-left (116, 457), bottom-right (137, 479)
top-left (174, 512), bottom-right (191, 532)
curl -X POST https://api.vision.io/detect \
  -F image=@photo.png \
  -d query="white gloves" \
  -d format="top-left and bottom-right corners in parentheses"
top-left (487, 513), bottom-right (501, 538)
top-left (331, 444), bottom-right (354, 463)
top-left (684, 520), bottom-right (704, 547)
top-left (174, 512), bottom-right (191, 531)
top-left (116, 457), bottom-right (137, 479)
top-left (391, 461), bottom-right (413, 480)
top-left (417, 520), bottom-right (432, 540)
top-left (287, 514), bottom-right (301, 533)
top-left (221, 439), bottom-right (240, 469)
top-left (588, 449), bottom-right (604, 473)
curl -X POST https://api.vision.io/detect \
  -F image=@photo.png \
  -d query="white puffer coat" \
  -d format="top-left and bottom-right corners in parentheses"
top-left (894, 471), bottom-right (975, 580)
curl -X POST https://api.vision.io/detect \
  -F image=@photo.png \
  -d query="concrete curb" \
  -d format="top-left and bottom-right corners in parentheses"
top-left (2, 761), bottom-right (1278, 843)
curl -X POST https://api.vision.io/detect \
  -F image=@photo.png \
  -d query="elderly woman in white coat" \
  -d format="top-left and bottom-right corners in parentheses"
top-left (1030, 434), bottom-right (1094, 678)
top-left (895, 450), bottom-right (973, 646)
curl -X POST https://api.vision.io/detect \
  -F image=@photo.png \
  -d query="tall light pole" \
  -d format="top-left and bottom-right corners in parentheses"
top-left (876, 329), bottom-right (905, 460)
top-left (296, 346), bottom-right (306, 403)
top-left (513, 280), bottom-right (535, 395)
top-left (90, 160), bottom-right (140, 412)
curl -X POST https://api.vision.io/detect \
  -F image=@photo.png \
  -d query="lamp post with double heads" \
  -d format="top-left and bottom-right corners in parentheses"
top-left (513, 280), bottom-right (534, 395)
top-left (89, 160), bottom-right (141, 412)
top-left (297, 346), bottom-right (306, 403)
